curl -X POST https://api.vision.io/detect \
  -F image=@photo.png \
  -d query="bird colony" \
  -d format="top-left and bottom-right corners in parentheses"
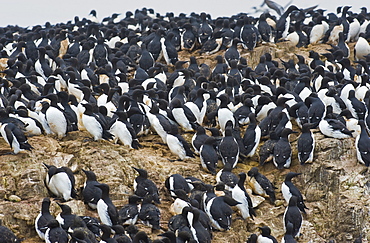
top-left (0, 2), bottom-right (370, 243)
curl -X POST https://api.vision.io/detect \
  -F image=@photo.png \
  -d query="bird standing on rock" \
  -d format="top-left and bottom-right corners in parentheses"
top-left (219, 122), bottom-right (240, 169)
top-left (95, 183), bottom-right (119, 226)
top-left (133, 167), bottom-right (161, 204)
top-left (139, 195), bottom-right (161, 230)
top-left (216, 162), bottom-right (238, 190)
top-left (192, 126), bottom-right (209, 154)
top-left (204, 194), bottom-right (240, 231)
top-left (297, 123), bottom-right (315, 165)
top-left (81, 169), bottom-right (102, 210)
top-left (166, 123), bottom-right (195, 160)
top-left (184, 206), bottom-right (212, 243)
top-left (282, 172), bottom-right (308, 214)
top-left (273, 128), bottom-right (296, 169)
top-left (356, 120), bottom-right (370, 166)
top-left (165, 173), bottom-right (191, 199)
top-left (109, 110), bottom-right (142, 149)
top-left (230, 172), bottom-right (256, 220)
top-left (247, 167), bottom-right (276, 204)
top-left (43, 163), bottom-right (76, 201)
top-left (118, 194), bottom-right (142, 225)
top-left (217, 94), bottom-right (235, 134)
top-left (283, 196), bottom-right (302, 239)
top-left (259, 131), bottom-right (280, 165)
top-left (81, 103), bottom-right (113, 141)
top-left (56, 202), bottom-right (77, 231)
top-left (35, 197), bottom-right (54, 240)
top-left (0, 122), bottom-right (33, 154)
top-left (242, 113), bottom-right (261, 158)
top-left (200, 136), bottom-right (219, 175)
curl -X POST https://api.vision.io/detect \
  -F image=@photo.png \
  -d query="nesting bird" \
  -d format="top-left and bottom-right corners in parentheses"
top-left (0, 122), bottom-right (33, 154)
top-left (247, 167), bottom-right (276, 204)
top-left (2, 5), bottom-right (370, 243)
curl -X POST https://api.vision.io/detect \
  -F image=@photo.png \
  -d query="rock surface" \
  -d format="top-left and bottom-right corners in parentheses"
top-left (0, 43), bottom-right (369, 243)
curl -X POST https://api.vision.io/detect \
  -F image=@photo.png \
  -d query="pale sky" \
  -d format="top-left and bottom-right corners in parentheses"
top-left (0, 0), bottom-right (367, 27)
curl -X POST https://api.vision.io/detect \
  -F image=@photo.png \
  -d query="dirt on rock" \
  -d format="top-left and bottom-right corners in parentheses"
top-left (0, 42), bottom-right (369, 243)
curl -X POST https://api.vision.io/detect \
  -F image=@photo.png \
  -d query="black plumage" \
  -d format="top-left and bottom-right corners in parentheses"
top-left (218, 123), bottom-right (239, 168)
top-left (297, 123), bottom-right (315, 164)
top-left (81, 169), bottom-right (102, 209)
top-left (118, 195), bottom-right (142, 225)
top-left (356, 120), bottom-right (370, 167)
top-left (133, 167), bottom-right (160, 204)
top-left (259, 131), bottom-right (280, 165)
top-left (283, 196), bottom-right (302, 239)
top-left (200, 136), bottom-right (219, 175)
top-left (0, 225), bottom-right (21, 243)
top-left (242, 113), bottom-right (261, 157)
top-left (45, 219), bottom-right (69, 243)
top-left (282, 172), bottom-right (308, 214)
top-left (56, 202), bottom-right (78, 231)
top-left (258, 226), bottom-right (278, 243)
top-left (216, 162), bottom-right (238, 189)
top-left (273, 128), bottom-right (296, 169)
top-left (240, 16), bottom-right (258, 51)
top-left (192, 126), bottom-right (209, 154)
top-left (35, 197), bottom-right (54, 240)
top-left (95, 183), bottom-right (119, 226)
top-left (138, 195), bottom-right (161, 230)
top-left (165, 174), bottom-right (191, 198)
top-left (247, 167), bottom-right (276, 204)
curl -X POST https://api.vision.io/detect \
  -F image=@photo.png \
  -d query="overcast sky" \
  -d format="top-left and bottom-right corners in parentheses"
top-left (0, 0), bottom-right (367, 27)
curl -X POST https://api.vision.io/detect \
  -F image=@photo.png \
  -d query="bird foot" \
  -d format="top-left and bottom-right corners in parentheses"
top-left (2, 151), bottom-right (16, 155)
top-left (83, 137), bottom-right (93, 142)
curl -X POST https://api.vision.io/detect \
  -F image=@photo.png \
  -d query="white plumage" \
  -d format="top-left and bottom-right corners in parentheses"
top-left (172, 108), bottom-right (194, 132)
top-left (166, 134), bottom-right (188, 160)
top-left (46, 106), bottom-right (67, 138)
top-left (0, 124), bottom-right (21, 154)
top-left (109, 121), bottom-right (133, 148)
top-left (46, 173), bottom-right (73, 201)
top-left (281, 182), bottom-right (292, 204)
top-left (82, 113), bottom-right (103, 141)
top-left (97, 199), bottom-right (112, 226)
top-left (218, 108), bottom-right (234, 134)
top-left (231, 185), bottom-right (252, 219)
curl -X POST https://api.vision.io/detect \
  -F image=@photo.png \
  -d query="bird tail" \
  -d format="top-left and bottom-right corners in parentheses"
top-left (102, 130), bottom-right (113, 140)
top-left (71, 188), bottom-right (78, 199)
top-left (250, 207), bottom-right (256, 220)
top-left (190, 122), bottom-right (200, 131)
top-left (298, 202), bottom-right (308, 214)
top-left (153, 194), bottom-right (161, 204)
top-left (132, 139), bottom-right (142, 150)
top-left (21, 142), bottom-right (33, 151)
top-left (268, 192), bottom-right (276, 204)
